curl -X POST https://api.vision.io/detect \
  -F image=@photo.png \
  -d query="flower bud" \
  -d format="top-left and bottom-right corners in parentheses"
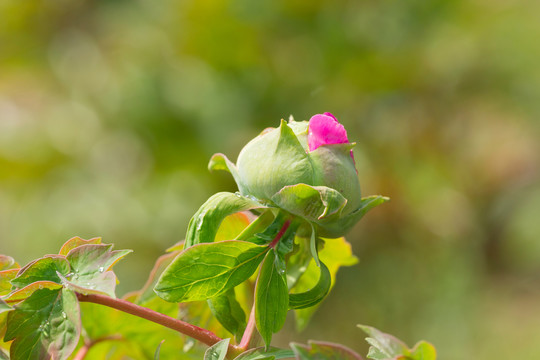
top-left (210, 113), bottom-right (385, 237)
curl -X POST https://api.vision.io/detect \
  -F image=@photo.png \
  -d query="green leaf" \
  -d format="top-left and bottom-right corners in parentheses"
top-left (358, 325), bottom-right (410, 360)
top-left (294, 237), bottom-right (358, 331)
top-left (58, 236), bottom-right (102, 256)
top-left (0, 256), bottom-right (18, 271)
top-left (216, 213), bottom-right (252, 242)
top-left (185, 192), bottom-right (267, 248)
top-left (63, 244), bottom-right (132, 297)
top-left (290, 341), bottom-right (364, 359)
top-left (271, 184), bottom-right (347, 223)
top-left (255, 251), bottom-right (289, 348)
top-left (410, 341), bottom-right (437, 360)
top-left (10, 256), bottom-right (70, 289)
top-left (289, 261), bottom-right (331, 310)
top-left (4, 288), bottom-right (80, 360)
top-left (204, 338), bottom-right (230, 360)
top-left (155, 240), bottom-right (268, 302)
top-left (208, 289), bottom-right (246, 341)
top-left (0, 270), bottom-right (18, 296)
top-left (234, 347), bottom-right (295, 359)
top-left (0, 299), bottom-right (11, 315)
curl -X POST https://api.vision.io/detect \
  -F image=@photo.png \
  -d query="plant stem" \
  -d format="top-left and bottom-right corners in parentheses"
top-left (76, 293), bottom-right (243, 358)
top-left (73, 335), bottom-right (123, 360)
top-left (238, 304), bottom-right (256, 350)
top-left (269, 219), bottom-right (291, 249)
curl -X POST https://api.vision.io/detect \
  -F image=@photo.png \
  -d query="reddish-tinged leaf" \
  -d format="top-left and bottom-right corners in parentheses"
top-left (0, 256), bottom-right (18, 271)
top-left (58, 236), bottom-right (102, 256)
top-left (11, 255), bottom-right (70, 289)
top-left (3, 281), bottom-right (63, 304)
top-left (0, 269), bottom-right (18, 296)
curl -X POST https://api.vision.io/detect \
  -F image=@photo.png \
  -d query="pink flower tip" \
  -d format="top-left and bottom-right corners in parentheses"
top-left (307, 113), bottom-right (349, 152)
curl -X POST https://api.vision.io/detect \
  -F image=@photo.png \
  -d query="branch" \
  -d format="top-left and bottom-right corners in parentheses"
top-left (76, 293), bottom-right (243, 358)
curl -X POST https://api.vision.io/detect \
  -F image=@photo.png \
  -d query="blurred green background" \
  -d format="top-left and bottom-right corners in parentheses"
top-left (1, 0), bottom-right (540, 358)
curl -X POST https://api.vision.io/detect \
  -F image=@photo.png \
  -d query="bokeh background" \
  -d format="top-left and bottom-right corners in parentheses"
top-left (1, 0), bottom-right (540, 358)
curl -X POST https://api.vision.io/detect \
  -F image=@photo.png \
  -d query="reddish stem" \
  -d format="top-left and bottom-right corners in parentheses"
top-left (76, 293), bottom-right (243, 358)
top-left (73, 335), bottom-right (123, 360)
top-left (268, 219), bottom-right (291, 249)
top-left (238, 304), bottom-right (256, 350)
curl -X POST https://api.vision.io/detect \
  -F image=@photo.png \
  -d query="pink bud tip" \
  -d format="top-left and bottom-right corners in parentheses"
top-left (308, 113), bottom-right (349, 152)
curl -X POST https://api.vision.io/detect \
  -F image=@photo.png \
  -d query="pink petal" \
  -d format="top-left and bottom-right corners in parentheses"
top-left (308, 113), bottom-right (349, 152)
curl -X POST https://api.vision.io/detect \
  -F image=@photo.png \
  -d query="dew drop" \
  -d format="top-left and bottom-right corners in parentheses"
top-left (61, 312), bottom-right (67, 319)
top-left (98, 266), bottom-right (104, 273)
top-left (38, 284), bottom-right (43, 289)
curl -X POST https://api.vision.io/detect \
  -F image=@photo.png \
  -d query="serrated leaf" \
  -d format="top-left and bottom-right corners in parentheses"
top-left (3, 281), bottom-right (63, 304)
top-left (64, 244), bottom-right (132, 297)
top-left (208, 289), bottom-right (246, 341)
top-left (358, 325), bottom-right (410, 360)
top-left (410, 341), bottom-right (436, 360)
top-left (234, 347), bottom-right (295, 359)
top-left (0, 270), bottom-right (18, 296)
top-left (155, 240), bottom-right (268, 303)
top-left (289, 261), bottom-right (331, 310)
top-left (204, 338), bottom-right (230, 360)
top-left (291, 341), bottom-right (364, 360)
top-left (58, 236), bottom-right (102, 256)
top-left (271, 184), bottom-right (347, 222)
top-left (10, 256), bottom-right (70, 289)
top-left (5, 288), bottom-right (80, 360)
top-left (294, 237), bottom-right (358, 331)
top-left (185, 192), bottom-right (267, 248)
top-left (0, 256), bottom-right (18, 271)
top-left (255, 252), bottom-right (289, 348)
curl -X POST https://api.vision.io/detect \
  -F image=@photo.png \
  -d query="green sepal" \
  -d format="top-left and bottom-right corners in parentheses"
top-left (209, 153), bottom-right (248, 195)
top-left (4, 288), bottom-right (80, 360)
top-left (320, 196), bottom-right (389, 238)
top-left (10, 256), bottom-right (70, 289)
top-left (288, 261), bottom-right (331, 310)
top-left (255, 251), bottom-right (289, 348)
top-left (208, 289), bottom-right (246, 341)
top-left (185, 192), bottom-right (267, 249)
top-left (271, 184), bottom-right (347, 223)
top-left (290, 341), bottom-right (363, 360)
top-left (236, 119), bottom-right (314, 201)
top-left (63, 244), bottom-right (132, 297)
top-left (155, 240), bottom-right (269, 303)
top-left (309, 142), bottom-right (361, 212)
